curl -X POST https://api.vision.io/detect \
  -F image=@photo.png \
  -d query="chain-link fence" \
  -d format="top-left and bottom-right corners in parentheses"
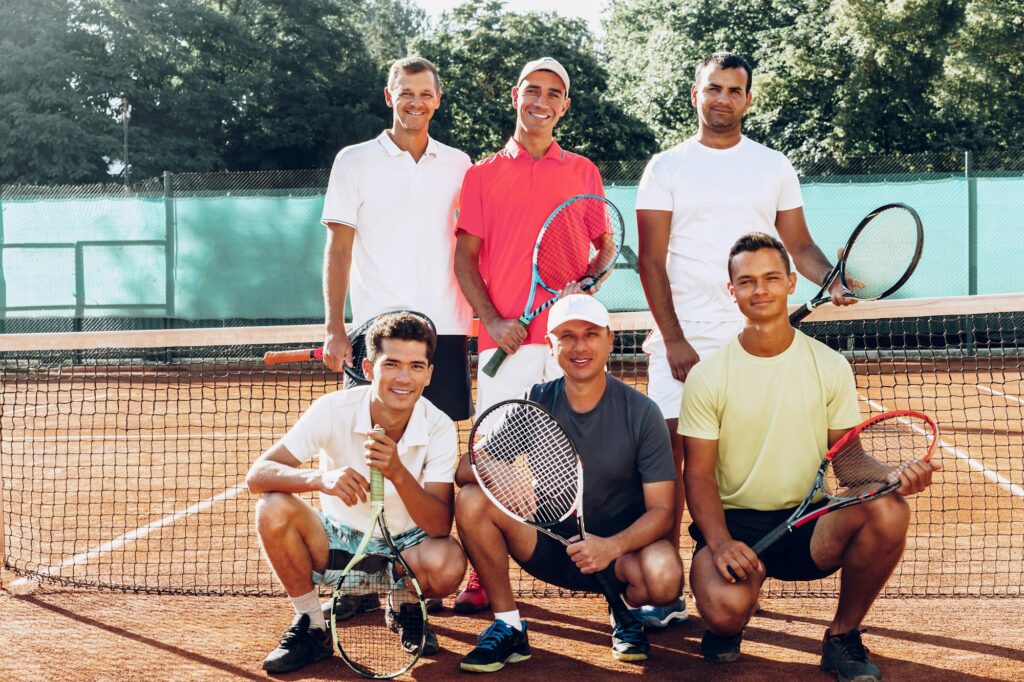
top-left (2, 151), bottom-right (1022, 333)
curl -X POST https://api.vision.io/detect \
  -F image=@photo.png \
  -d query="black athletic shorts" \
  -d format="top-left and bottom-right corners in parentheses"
top-left (688, 500), bottom-right (839, 582)
top-left (514, 531), bottom-right (625, 594)
top-left (344, 334), bottom-right (472, 422)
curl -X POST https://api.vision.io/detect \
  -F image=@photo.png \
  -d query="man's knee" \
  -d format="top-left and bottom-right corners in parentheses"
top-left (863, 493), bottom-right (911, 543)
top-left (639, 542), bottom-right (684, 604)
top-left (254, 492), bottom-right (301, 537)
top-left (455, 483), bottom-right (490, 523)
top-left (415, 539), bottom-right (467, 595)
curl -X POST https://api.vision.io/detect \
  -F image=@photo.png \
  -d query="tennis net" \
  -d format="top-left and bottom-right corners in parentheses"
top-left (1, 295), bottom-right (1022, 597)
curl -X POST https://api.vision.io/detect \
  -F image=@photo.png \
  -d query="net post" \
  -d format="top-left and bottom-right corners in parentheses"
top-left (965, 150), bottom-right (978, 296)
top-left (74, 242), bottom-right (85, 332)
top-left (163, 171), bottom-right (176, 328)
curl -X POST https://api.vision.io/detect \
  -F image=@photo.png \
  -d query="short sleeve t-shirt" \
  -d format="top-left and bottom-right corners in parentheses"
top-left (457, 138), bottom-right (605, 351)
top-left (280, 386), bottom-right (458, 535)
top-left (679, 331), bottom-right (861, 511)
top-left (528, 375), bottom-right (675, 537)
top-left (636, 136), bottom-right (803, 323)
top-left (321, 132), bottom-right (473, 335)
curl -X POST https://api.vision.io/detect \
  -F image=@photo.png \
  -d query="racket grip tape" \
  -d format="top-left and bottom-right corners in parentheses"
top-left (263, 347), bottom-right (323, 364)
top-left (594, 568), bottom-right (639, 626)
top-left (482, 348), bottom-right (508, 378)
top-left (369, 427), bottom-right (385, 503)
top-left (788, 303), bottom-right (813, 326)
top-left (725, 524), bottom-right (793, 581)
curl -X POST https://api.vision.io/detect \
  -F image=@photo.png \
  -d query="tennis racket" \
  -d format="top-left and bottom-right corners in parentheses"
top-left (482, 194), bottom-right (625, 378)
top-left (727, 410), bottom-right (938, 579)
top-left (331, 427), bottom-right (428, 679)
top-left (263, 310), bottom-right (435, 383)
top-left (469, 399), bottom-right (638, 626)
top-left (790, 203), bottom-right (924, 325)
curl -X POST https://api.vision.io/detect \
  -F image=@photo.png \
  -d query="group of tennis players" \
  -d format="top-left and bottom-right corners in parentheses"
top-left (245, 51), bottom-right (939, 680)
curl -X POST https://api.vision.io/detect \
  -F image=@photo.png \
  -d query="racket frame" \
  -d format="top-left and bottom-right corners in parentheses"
top-left (482, 194), bottom-right (624, 377)
top-left (468, 399), bottom-right (638, 625)
top-left (789, 202), bottom-right (924, 325)
top-left (262, 310), bottom-right (435, 383)
top-left (748, 410), bottom-right (938, 556)
top-left (331, 428), bottom-right (428, 679)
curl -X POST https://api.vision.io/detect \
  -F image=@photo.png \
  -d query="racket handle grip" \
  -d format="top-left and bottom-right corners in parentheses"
top-left (788, 303), bottom-right (813, 326)
top-left (593, 568), bottom-right (638, 626)
top-left (263, 347), bottom-right (323, 365)
top-left (482, 348), bottom-right (508, 378)
top-left (725, 525), bottom-right (792, 582)
top-left (369, 427), bottom-right (385, 503)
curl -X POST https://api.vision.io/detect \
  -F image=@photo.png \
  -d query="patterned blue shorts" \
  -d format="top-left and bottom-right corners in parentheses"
top-left (312, 511), bottom-right (428, 588)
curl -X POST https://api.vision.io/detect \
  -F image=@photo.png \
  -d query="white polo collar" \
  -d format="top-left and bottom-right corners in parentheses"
top-left (352, 385), bottom-right (432, 449)
top-left (376, 130), bottom-right (440, 160)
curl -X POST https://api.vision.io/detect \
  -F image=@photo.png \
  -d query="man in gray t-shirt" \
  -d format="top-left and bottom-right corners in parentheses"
top-left (454, 295), bottom-right (682, 672)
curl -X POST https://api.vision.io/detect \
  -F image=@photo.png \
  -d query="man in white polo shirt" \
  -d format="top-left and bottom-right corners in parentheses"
top-left (634, 51), bottom-right (853, 627)
top-left (322, 56), bottom-right (473, 423)
top-left (248, 312), bottom-right (467, 674)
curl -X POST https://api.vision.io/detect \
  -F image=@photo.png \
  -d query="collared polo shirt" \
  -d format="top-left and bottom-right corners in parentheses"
top-left (456, 138), bottom-right (605, 351)
top-left (281, 386), bottom-right (458, 535)
top-left (321, 131), bottom-right (473, 335)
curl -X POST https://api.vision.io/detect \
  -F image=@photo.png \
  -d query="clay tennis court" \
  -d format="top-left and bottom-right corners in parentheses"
top-left (1, 300), bottom-right (1022, 678)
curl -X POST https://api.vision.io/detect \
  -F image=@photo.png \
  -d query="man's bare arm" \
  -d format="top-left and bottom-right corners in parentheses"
top-left (454, 231), bottom-right (526, 355)
top-left (323, 223), bottom-right (355, 371)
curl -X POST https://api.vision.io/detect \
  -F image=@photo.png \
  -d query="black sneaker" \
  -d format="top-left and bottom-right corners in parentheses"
top-left (322, 593), bottom-right (381, 622)
top-left (821, 629), bottom-right (882, 682)
top-left (459, 620), bottom-right (532, 673)
top-left (610, 610), bottom-right (649, 662)
top-left (385, 601), bottom-right (439, 656)
top-left (425, 598), bottom-right (444, 613)
top-left (261, 614), bottom-right (332, 674)
top-left (701, 628), bottom-right (743, 663)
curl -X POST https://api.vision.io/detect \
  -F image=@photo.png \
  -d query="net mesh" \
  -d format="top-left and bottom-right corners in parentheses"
top-left (1, 296), bottom-right (1023, 598)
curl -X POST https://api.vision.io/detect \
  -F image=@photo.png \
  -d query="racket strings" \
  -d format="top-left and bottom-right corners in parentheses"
top-left (825, 416), bottom-right (932, 498)
top-left (334, 556), bottom-right (422, 677)
top-left (841, 206), bottom-right (921, 298)
top-left (472, 404), bottom-right (579, 525)
top-left (536, 198), bottom-right (623, 292)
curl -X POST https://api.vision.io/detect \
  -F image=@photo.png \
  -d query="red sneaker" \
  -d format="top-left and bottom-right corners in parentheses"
top-left (453, 568), bottom-right (491, 614)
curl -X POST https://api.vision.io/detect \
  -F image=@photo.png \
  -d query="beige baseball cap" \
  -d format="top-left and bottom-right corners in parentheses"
top-left (547, 295), bottom-right (610, 333)
top-left (517, 57), bottom-right (570, 95)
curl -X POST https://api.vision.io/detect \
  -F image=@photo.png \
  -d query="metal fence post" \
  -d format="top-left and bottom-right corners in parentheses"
top-left (164, 171), bottom-right (176, 327)
top-left (0, 186), bottom-right (5, 335)
top-left (966, 151), bottom-right (978, 296)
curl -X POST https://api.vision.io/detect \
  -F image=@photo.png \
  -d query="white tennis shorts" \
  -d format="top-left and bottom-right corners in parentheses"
top-left (476, 343), bottom-right (562, 414)
top-left (644, 318), bottom-right (744, 420)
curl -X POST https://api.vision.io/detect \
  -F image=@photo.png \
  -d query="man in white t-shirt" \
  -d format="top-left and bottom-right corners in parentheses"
top-left (322, 56), bottom-right (474, 422)
top-left (248, 312), bottom-right (467, 674)
top-left (634, 51), bottom-right (854, 628)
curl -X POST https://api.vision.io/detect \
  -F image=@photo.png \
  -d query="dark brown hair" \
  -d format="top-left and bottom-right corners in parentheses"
top-left (695, 51), bottom-right (753, 93)
top-left (727, 232), bottom-right (791, 278)
top-left (366, 312), bottom-right (436, 364)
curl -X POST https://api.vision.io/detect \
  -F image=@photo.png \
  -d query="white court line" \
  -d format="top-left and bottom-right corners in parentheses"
top-left (4, 392), bottom-right (109, 420)
top-left (860, 395), bottom-right (1024, 499)
top-left (10, 482), bottom-right (249, 588)
top-left (976, 383), bottom-right (1023, 405)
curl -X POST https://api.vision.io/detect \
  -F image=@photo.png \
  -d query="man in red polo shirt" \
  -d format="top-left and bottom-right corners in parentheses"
top-left (452, 57), bottom-right (608, 614)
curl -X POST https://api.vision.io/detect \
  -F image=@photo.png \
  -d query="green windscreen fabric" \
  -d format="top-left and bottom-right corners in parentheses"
top-left (1, 173), bottom-right (1020, 321)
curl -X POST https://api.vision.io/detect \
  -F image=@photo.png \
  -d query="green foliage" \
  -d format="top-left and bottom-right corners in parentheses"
top-left (0, 0), bottom-right (119, 184)
top-left (413, 0), bottom-right (656, 161)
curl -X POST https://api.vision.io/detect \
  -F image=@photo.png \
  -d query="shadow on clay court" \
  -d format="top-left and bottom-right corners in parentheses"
top-left (758, 608), bottom-right (1024, 663)
top-left (13, 594), bottom-right (266, 681)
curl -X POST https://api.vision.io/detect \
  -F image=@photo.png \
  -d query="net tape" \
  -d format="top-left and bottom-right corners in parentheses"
top-left (1, 295), bottom-right (1023, 598)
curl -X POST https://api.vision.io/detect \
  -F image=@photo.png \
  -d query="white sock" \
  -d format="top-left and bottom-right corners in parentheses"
top-left (290, 590), bottom-right (327, 631)
top-left (494, 610), bottom-right (523, 632)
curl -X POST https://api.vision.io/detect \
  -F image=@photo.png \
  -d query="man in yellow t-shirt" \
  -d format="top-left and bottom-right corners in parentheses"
top-left (680, 233), bottom-right (939, 682)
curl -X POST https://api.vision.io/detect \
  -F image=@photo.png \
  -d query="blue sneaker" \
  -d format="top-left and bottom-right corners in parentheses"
top-left (610, 610), bottom-right (649, 662)
top-left (630, 599), bottom-right (689, 629)
top-left (459, 620), bottom-right (531, 673)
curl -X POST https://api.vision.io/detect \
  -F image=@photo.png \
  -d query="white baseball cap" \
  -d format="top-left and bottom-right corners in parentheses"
top-left (517, 57), bottom-right (570, 95)
top-left (547, 295), bottom-right (610, 333)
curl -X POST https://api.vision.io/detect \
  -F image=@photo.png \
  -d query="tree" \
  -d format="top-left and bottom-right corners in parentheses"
top-left (0, 0), bottom-right (118, 184)
top-left (413, 0), bottom-right (656, 162)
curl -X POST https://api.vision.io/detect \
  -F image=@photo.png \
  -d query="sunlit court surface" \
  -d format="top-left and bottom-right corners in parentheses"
top-left (1, 299), bottom-right (1022, 679)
